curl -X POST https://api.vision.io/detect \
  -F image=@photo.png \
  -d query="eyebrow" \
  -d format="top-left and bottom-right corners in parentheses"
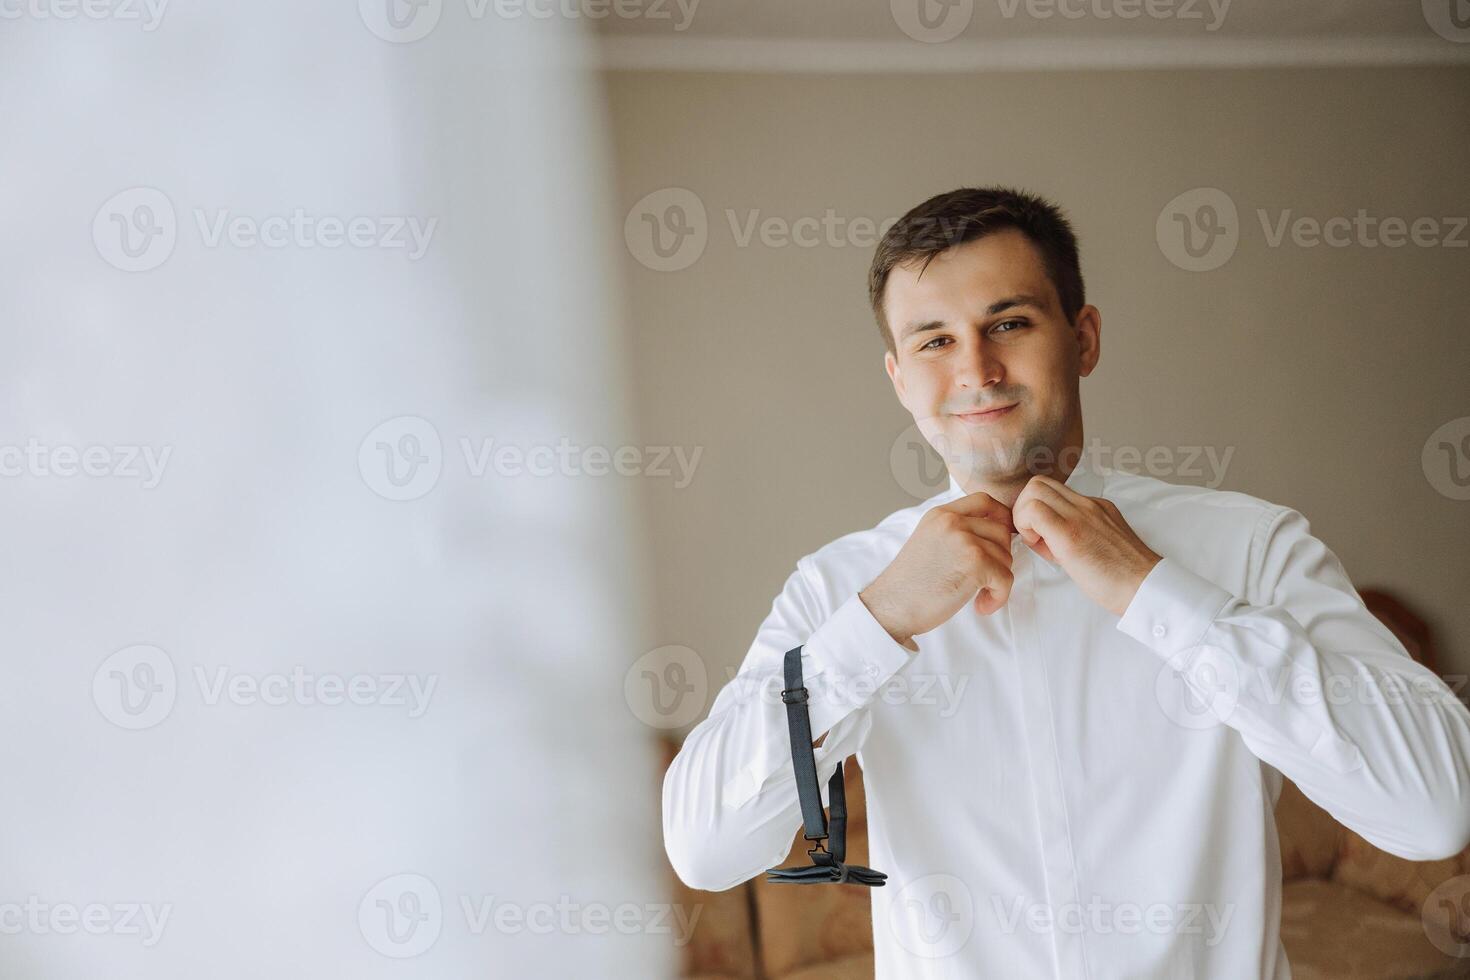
top-left (897, 293), bottom-right (1048, 345)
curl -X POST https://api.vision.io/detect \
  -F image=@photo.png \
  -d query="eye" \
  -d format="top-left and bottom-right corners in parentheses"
top-left (992, 318), bottom-right (1028, 334)
top-left (918, 336), bottom-right (951, 351)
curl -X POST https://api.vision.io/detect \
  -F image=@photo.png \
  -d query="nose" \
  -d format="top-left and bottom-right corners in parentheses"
top-left (954, 335), bottom-right (1003, 390)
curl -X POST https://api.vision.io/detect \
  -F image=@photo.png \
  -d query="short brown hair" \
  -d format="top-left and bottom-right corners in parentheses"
top-left (867, 186), bottom-right (1085, 356)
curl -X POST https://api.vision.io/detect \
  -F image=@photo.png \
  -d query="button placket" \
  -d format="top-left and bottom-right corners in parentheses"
top-left (1004, 545), bottom-right (1091, 979)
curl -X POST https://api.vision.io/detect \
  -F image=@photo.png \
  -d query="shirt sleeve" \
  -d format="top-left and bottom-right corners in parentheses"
top-left (661, 559), bottom-right (914, 891)
top-left (1116, 505), bottom-right (1470, 861)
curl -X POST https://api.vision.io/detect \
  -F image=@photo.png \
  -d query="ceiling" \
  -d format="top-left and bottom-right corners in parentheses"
top-left (590, 0), bottom-right (1470, 70)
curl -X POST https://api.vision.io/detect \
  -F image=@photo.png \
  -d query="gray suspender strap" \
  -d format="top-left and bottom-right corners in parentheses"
top-left (764, 645), bottom-right (888, 887)
top-left (779, 645), bottom-right (831, 844)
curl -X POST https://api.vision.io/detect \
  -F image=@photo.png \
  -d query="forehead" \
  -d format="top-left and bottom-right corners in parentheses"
top-left (884, 227), bottom-right (1055, 315)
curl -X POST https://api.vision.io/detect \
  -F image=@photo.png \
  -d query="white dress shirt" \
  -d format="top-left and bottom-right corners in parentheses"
top-left (662, 454), bottom-right (1470, 979)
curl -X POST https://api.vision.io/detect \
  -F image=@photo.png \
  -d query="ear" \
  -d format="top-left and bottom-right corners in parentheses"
top-left (1074, 304), bottom-right (1101, 378)
top-left (884, 349), bottom-right (908, 407)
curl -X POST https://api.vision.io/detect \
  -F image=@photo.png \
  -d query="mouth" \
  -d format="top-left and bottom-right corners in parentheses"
top-left (953, 403), bottom-right (1018, 424)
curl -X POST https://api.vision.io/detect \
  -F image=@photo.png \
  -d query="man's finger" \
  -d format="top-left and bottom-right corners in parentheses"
top-left (971, 534), bottom-right (1012, 569)
top-left (1015, 498), bottom-right (1065, 557)
top-left (942, 490), bottom-right (1016, 531)
top-left (1018, 524), bottom-right (1055, 563)
top-left (972, 558), bottom-right (1014, 615)
top-left (1018, 476), bottom-right (1084, 521)
top-left (955, 513), bottom-right (1013, 550)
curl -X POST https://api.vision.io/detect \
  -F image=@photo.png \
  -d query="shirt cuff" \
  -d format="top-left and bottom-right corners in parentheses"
top-left (800, 591), bottom-right (914, 704)
top-left (1116, 557), bottom-right (1235, 668)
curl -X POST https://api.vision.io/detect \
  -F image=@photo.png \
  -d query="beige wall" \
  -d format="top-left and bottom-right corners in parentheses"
top-left (606, 67), bottom-right (1470, 728)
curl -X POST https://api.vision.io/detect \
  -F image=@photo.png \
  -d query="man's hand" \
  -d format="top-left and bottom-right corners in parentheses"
top-left (1013, 474), bottom-right (1162, 617)
top-left (859, 491), bottom-right (1017, 650)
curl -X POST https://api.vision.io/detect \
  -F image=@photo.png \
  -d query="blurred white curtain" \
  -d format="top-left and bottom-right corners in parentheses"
top-left (0, 2), bottom-right (666, 977)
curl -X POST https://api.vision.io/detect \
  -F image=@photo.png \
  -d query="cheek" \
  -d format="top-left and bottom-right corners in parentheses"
top-left (1014, 350), bottom-right (1071, 406)
top-left (1035, 341), bottom-right (1077, 381)
top-left (901, 363), bottom-right (949, 408)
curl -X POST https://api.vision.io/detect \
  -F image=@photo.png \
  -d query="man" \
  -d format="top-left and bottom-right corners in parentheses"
top-left (661, 186), bottom-right (1470, 978)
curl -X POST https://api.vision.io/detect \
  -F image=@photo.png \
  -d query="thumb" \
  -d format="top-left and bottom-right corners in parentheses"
top-left (971, 570), bottom-right (1011, 615)
top-left (1019, 526), bottom-right (1055, 563)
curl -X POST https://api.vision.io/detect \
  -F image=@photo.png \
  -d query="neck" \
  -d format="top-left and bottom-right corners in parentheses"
top-left (952, 437), bottom-right (1085, 509)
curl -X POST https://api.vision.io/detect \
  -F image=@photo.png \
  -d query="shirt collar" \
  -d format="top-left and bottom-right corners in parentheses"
top-left (944, 450), bottom-right (1106, 501)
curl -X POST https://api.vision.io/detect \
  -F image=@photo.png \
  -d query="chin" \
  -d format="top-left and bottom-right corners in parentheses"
top-left (945, 443), bottom-right (1028, 482)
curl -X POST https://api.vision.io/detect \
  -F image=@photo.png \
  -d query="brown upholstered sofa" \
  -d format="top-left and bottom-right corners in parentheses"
top-left (660, 590), bottom-right (1470, 979)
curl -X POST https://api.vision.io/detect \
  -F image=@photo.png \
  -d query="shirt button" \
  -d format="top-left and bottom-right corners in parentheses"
top-left (1152, 623), bottom-right (1168, 638)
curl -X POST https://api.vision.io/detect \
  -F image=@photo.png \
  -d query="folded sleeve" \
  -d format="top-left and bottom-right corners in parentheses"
top-left (662, 559), bottom-right (914, 891)
top-left (1117, 505), bottom-right (1470, 861)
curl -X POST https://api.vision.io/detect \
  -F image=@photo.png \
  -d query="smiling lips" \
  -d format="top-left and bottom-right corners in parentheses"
top-left (954, 403), bottom-right (1018, 424)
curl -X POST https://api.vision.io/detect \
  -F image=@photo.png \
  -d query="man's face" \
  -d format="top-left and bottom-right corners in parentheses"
top-left (881, 228), bottom-right (1100, 488)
